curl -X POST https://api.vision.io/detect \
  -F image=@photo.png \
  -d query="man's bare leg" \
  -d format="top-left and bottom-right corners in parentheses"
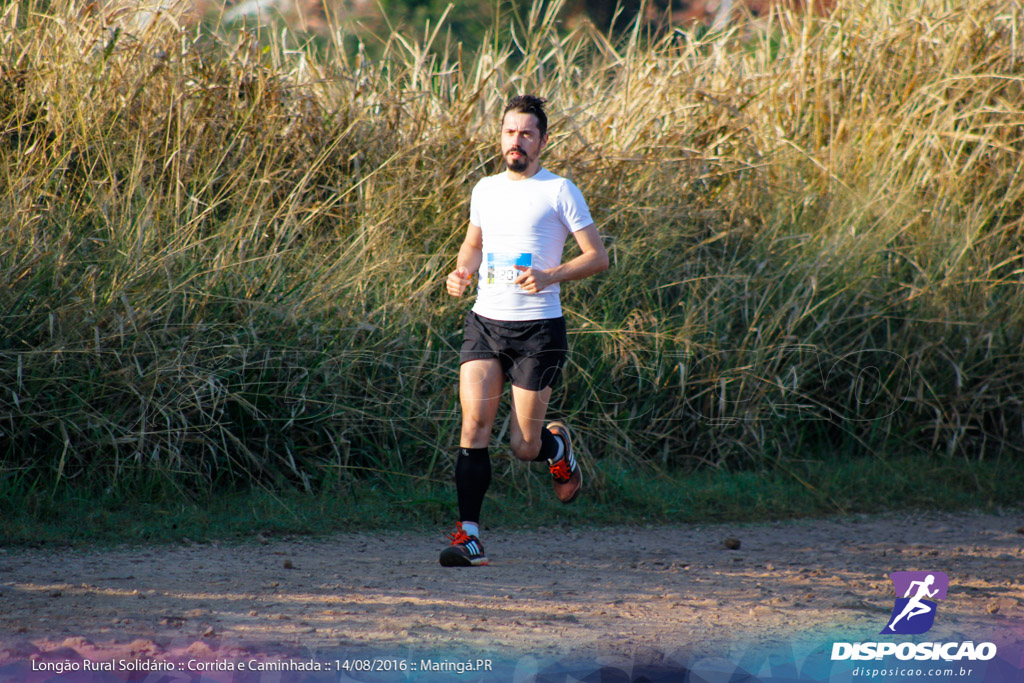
top-left (508, 384), bottom-right (553, 462)
top-left (456, 358), bottom-right (504, 527)
top-left (440, 359), bottom-right (504, 567)
top-left (509, 384), bottom-right (581, 503)
top-left (460, 359), bottom-right (504, 447)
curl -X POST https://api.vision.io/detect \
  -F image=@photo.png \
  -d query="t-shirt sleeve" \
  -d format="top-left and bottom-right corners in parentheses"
top-left (469, 180), bottom-right (483, 226)
top-left (557, 179), bottom-right (594, 232)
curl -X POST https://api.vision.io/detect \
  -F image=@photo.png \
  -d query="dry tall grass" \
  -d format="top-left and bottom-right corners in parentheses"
top-left (2, 0), bottom-right (1022, 495)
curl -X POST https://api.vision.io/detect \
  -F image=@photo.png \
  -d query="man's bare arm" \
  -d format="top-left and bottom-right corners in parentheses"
top-left (447, 222), bottom-right (483, 297)
top-left (513, 224), bottom-right (609, 294)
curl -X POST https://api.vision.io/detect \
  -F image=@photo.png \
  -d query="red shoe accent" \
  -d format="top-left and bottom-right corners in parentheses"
top-left (549, 459), bottom-right (573, 482)
top-left (447, 522), bottom-right (471, 545)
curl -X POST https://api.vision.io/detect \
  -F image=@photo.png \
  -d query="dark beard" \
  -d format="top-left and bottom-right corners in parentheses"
top-left (505, 151), bottom-right (528, 172)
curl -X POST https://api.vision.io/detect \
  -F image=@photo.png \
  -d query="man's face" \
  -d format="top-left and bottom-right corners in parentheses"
top-left (501, 111), bottom-right (547, 174)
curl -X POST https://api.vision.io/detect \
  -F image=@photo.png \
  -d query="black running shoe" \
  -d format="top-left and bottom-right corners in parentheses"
top-left (546, 421), bottom-right (582, 504)
top-left (439, 523), bottom-right (488, 567)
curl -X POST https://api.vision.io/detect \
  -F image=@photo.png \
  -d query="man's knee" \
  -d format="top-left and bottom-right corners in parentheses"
top-left (510, 434), bottom-right (541, 461)
top-left (461, 412), bottom-right (493, 442)
top-left (463, 412), bottom-right (490, 431)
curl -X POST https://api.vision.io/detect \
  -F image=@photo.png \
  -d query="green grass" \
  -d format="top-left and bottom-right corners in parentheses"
top-left (2, 0), bottom-right (1024, 515)
top-left (2, 455), bottom-right (1019, 547)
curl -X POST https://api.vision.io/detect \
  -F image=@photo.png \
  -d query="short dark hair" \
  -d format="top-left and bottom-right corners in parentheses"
top-left (503, 94), bottom-right (548, 138)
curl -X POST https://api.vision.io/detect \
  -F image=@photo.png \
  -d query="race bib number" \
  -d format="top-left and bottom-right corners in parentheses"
top-left (486, 253), bottom-right (532, 289)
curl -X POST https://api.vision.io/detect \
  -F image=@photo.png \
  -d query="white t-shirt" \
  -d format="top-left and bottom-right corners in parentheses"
top-left (469, 168), bottom-right (593, 321)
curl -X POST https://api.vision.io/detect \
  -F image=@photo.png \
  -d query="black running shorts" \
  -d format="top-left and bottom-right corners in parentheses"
top-left (459, 311), bottom-right (568, 391)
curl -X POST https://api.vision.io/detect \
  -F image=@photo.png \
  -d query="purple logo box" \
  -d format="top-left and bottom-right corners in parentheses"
top-left (890, 571), bottom-right (949, 601)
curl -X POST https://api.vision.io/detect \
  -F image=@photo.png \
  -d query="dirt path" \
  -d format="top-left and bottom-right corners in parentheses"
top-left (1, 511), bottom-right (1022, 680)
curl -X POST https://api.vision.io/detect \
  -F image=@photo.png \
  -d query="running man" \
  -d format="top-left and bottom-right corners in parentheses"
top-left (887, 574), bottom-right (939, 631)
top-left (440, 94), bottom-right (609, 567)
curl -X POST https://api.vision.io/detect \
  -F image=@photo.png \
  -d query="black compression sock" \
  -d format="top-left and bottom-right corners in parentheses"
top-left (533, 427), bottom-right (561, 462)
top-left (455, 447), bottom-right (491, 523)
